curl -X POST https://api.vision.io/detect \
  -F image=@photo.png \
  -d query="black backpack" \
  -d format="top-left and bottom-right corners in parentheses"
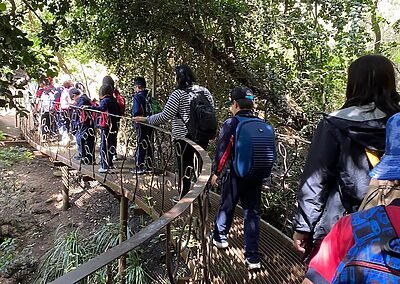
top-left (182, 90), bottom-right (218, 143)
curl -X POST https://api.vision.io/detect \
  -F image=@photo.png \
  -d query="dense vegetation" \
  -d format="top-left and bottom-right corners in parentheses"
top-left (1, 0), bottom-right (400, 231)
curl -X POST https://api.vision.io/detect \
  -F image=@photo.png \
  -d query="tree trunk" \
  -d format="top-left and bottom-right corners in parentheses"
top-left (371, 0), bottom-right (381, 53)
top-left (170, 28), bottom-right (307, 129)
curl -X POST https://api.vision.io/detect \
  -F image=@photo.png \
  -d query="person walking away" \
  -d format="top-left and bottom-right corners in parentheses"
top-left (211, 86), bottom-right (276, 270)
top-left (133, 64), bottom-right (217, 202)
top-left (302, 112), bottom-right (400, 284)
top-left (37, 88), bottom-right (53, 142)
top-left (131, 76), bottom-right (154, 174)
top-left (70, 88), bottom-right (95, 164)
top-left (292, 55), bottom-right (400, 259)
top-left (86, 84), bottom-right (120, 173)
top-left (102, 75), bottom-right (124, 161)
top-left (58, 80), bottom-right (73, 146)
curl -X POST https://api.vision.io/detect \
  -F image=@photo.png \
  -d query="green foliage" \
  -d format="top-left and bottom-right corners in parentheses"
top-left (0, 0), bottom-right (59, 113)
top-left (34, 226), bottom-right (87, 283)
top-left (0, 238), bottom-right (16, 273)
top-left (0, 130), bottom-right (5, 141)
top-left (35, 222), bottom-right (150, 284)
top-left (0, 146), bottom-right (33, 167)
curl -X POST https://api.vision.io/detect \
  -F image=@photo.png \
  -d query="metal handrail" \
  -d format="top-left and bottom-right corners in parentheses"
top-left (19, 104), bottom-right (212, 283)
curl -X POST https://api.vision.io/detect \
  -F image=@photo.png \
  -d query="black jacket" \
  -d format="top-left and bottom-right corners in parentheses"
top-left (293, 104), bottom-right (387, 242)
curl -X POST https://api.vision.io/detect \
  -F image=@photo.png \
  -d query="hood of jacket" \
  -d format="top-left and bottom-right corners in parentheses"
top-left (324, 103), bottom-right (387, 152)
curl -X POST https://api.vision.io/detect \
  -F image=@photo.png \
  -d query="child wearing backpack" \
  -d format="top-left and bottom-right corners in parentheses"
top-left (69, 88), bottom-right (95, 164)
top-left (211, 86), bottom-right (276, 270)
top-left (302, 112), bottom-right (400, 284)
top-left (85, 84), bottom-right (120, 173)
top-left (102, 75), bottom-right (123, 161)
top-left (133, 64), bottom-right (216, 202)
top-left (131, 76), bottom-right (154, 174)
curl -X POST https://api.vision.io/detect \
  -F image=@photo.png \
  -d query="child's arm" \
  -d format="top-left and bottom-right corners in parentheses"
top-left (212, 118), bottom-right (235, 178)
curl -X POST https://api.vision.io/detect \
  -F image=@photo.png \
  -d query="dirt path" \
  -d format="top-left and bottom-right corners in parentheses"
top-left (0, 113), bottom-right (120, 284)
top-left (0, 111), bottom-right (22, 139)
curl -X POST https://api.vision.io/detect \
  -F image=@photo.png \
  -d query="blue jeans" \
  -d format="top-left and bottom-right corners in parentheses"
top-left (76, 125), bottom-right (95, 163)
top-left (214, 170), bottom-right (262, 262)
top-left (100, 128), bottom-right (117, 169)
top-left (136, 125), bottom-right (153, 169)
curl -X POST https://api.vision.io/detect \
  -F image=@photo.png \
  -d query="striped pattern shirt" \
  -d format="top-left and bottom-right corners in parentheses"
top-left (147, 85), bottom-right (214, 139)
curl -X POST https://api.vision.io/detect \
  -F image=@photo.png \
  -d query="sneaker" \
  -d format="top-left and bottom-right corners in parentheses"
top-left (98, 168), bottom-right (108, 173)
top-left (131, 168), bottom-right (145, 175)
top-left (73, 155), bottom-right (82, 160)
top-left (59, 139), bottom-right (70, 147)
top-left (245, 259), bottom-right (261, 270)
top-left (212, 238), bottom-right (229, 249)
top-left (171, 195), bottom-right (180, 204)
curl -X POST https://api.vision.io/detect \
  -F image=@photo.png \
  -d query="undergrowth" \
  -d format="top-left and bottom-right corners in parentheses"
top-left (0, 146), bottom-right (33, 167)
top-left (0, 238), bottom-right (16, 274)
top-left (35, 221), bottom-right (151, 284)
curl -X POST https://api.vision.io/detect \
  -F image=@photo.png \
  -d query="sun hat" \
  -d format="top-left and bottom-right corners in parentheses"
top-left (369, 113), bottom-right (400, 180)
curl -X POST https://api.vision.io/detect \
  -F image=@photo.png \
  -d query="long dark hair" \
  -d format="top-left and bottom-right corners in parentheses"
top-left (102, 75), bottom-right (115, 89)
top-left (175, 64), bottom-right (196, 90)
top-left (99, 84), bottom-right (113, 98)
top-left (342, 55), bottom-right (400, 116)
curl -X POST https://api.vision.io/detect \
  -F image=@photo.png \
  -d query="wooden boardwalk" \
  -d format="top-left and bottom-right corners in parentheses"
top-left (21, 125), bottom-right (305, 283)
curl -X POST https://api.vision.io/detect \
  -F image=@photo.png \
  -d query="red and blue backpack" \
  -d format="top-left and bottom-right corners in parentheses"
top-left (332, 204), bottom-right (400, 283)
top-left (232, 115), bottom-right (276, 179)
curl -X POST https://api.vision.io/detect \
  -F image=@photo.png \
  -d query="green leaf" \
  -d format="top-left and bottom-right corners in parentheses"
top-left (0, 3), bottom-right (6, 12)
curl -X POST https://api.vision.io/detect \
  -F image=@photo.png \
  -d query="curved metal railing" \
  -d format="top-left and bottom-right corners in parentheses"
top-left (18, 93), bottom-right (305, 283)
top-left (19, 97), bottom-right (213, 283)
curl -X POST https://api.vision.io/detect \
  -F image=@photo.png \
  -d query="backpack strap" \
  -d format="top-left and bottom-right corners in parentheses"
top-left (176, 89), bottom-right (199, 129)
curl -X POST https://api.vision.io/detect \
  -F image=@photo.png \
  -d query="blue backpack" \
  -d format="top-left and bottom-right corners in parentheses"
top-left (332, 205), bottom-right (400, 283)
top-left (233, 115), bottom-right (276, 179)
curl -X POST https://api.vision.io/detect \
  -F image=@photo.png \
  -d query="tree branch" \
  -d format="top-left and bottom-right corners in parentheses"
top-left (169, 27), bottom-right (307, 129)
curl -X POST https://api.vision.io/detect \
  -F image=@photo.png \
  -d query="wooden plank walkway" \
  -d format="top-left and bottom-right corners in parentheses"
top-left (22, 131), bottom-right (305, 283)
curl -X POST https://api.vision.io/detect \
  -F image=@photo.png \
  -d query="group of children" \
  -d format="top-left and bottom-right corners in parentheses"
top-left (34, 76), bottom-right (124, 171)
top-left (33, 55), bottom-right (400, 280)
top-left (34, 78), bottom-right (93, 146)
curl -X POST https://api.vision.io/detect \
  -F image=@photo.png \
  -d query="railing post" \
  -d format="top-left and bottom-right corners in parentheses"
top-left (166, 223), bottom-right (176, 284)
top-left (61, 166), bottom-right (70, 211)
top-left (118, 195), bottom-right (128, 283)
top-left (198, 193), bottom-right (210, 284)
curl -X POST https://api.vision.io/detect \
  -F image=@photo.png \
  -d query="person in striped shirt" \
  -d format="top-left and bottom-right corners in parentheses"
top-left (133, 64), bottom-right (215, 202)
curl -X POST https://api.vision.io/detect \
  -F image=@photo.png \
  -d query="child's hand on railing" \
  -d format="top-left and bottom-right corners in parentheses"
top-left (132, 116), bottom-right (147, 122)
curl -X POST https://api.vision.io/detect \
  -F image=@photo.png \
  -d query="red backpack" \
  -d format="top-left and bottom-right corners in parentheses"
top-left (114, 89), bottom-right (125, 116)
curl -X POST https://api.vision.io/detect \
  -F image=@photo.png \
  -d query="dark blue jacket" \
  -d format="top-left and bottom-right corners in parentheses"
top-left (76, 94), bottom-right (93, 127)
top-left (131, 90), bottom-right (148, 117)
top-left (70, 94), bottom-right (92, 131)
top-left (90, 95), bottom-right (120, 130)
top-left (212, 110), bottom-right (253, 177)
top-left (131, 90), bottom-right (149, 129)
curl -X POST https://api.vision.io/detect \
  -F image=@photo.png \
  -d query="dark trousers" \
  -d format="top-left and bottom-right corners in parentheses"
top-left (57, 109), bottom-right (70, 140)
top-left (175, 139), bottom-right (207, 198)
top-left (76, 125), bottom-right (95, 164)
top-left (100, 128), bottom-right (117, 169)
top-left (213, 170), bottom-right (263, 262)
top-left (40, 112), bottom-right (50, 139)
top-left (136, 125), bottom-right (154, 169)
